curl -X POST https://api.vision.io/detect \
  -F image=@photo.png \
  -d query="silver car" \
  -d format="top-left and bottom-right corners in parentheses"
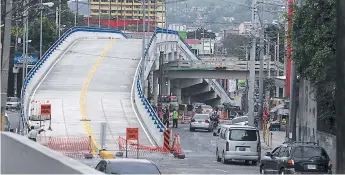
top-left (189, 113), bottom-right (212, 132)
top-left (215, 125), bottom-right (260, 164)
top-left (6, 97), bottom-right (20, 110)
top-left (95, 158), bottom-right (161, 174)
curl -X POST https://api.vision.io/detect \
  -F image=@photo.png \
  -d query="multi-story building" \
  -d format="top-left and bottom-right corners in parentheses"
top-left (238, 21), bottom-right (252, 35)
top-left (89, 0), bottom-right (166, 29)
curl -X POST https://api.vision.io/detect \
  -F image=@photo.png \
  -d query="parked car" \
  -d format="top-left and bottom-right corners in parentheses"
top-left (200, 105), bottom-right (213, 114)
top-left (215, 125), bottom-right (260, 165)
top-left (95, 158), bottom-right (161, 174)
top-left (260, 141), bottom-right (332, 174)
top-left (6, 97), bottom-right (20, 110)
top-left (190, 113), bottom-right (212, 132)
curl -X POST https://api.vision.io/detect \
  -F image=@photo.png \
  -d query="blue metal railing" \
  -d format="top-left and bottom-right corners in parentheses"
top-left (20, 27), bottom-right (127, 130)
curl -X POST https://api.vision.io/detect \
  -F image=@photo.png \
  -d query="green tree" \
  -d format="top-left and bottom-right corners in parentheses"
top-left (292, 0), bottom-right (336, 133)
top-left (28, 17), bottom-right (58, 54)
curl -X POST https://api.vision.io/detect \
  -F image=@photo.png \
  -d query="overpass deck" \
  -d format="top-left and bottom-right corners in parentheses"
top-left (165, 60), bottom-right (282, 71)
top-left (32, 38), bottom-right (150, 153)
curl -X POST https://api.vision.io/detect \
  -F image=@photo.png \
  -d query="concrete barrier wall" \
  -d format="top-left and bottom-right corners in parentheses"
top-left (134, 78), bottom-right (164, 146)
top-left (21, 27), bottom-right (127, 131)
top-left (1, 132), bottom-right (103, 174)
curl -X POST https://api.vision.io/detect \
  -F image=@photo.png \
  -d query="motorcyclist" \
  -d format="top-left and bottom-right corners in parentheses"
top-left (211, 111), bottom-right (220, 127)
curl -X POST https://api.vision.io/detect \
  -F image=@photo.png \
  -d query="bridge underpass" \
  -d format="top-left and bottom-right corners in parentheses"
top-left (31, 38), bottom-right (151, 155)
top-left (148, 58), bottom-right (281, 106)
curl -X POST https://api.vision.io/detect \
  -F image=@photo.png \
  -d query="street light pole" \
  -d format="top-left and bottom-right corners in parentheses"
top-left (98, 0), bottom-right (101, 28)
top-left (87, 0), bottom-right (90, 27)
top-left (108, 0), bottom-right (111, 28)
top-left (59, 0), bottom-right (61, 36)
top-left (141, 0), bottom-right (146, 87)
top-left (40, 0), bottom-right (43, 58)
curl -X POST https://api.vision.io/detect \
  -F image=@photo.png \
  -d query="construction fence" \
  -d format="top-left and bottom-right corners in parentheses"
top-left (37, 136), bottom-right (92, 159)
top-left (36, 132), bottom-right (185, 160)
top-left (117, 133), bottom-right (185, 159)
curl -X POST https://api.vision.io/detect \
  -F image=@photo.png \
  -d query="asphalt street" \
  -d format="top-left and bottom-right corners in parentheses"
top-left (80, 123), bottom-right (273, 174)
top-left (6, 110), bottom-right (20, 130)
top-left (146, 123), bottom-right (262, 174)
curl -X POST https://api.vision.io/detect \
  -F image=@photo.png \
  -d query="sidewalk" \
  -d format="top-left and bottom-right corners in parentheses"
top-left (260, 130), bottom-right (287, 150)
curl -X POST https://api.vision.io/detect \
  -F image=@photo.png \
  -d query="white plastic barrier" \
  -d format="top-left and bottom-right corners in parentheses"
top-left (21, 27), bottom-right (128, 130)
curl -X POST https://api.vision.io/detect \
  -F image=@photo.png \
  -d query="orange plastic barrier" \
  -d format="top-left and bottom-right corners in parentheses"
top-left (171, 134), bottom-right (185, 159)
top-left (38, 136), bottom-right (92, 159)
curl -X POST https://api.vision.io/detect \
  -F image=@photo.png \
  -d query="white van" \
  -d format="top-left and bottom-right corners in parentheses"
top-left (215, 125), bottom-right (260, 165)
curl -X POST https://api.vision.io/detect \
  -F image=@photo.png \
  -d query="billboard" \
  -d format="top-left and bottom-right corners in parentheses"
top-left (228, 79), bottom-right (237, 93)
top-left (178, 31), bottom-right (187, 40)
top-left (238, 80), bottom-right (246, 87)
top-left (14, 53), bottom-right (38, 65)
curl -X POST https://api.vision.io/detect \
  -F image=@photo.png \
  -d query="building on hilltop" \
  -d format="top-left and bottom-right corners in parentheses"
top-left (88, 0), bottom-right (166, 29)
top-left (238, 21), bottom-right (252, 35)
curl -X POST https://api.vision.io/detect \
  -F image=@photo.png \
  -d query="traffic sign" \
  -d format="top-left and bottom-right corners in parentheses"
top-left (40, 104), bottom-right (51, 115)
top-left (126, 128), bottom-right (139, 140)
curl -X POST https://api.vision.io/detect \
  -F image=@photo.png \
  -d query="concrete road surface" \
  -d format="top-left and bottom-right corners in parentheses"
top-left (32, 38), bottom-right (150, 153)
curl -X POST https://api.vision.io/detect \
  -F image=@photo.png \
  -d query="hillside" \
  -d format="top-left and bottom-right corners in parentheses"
top-left (167, 0), bottom-right (285, 32)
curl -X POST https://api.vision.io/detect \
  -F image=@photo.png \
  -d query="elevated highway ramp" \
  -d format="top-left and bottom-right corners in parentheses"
top-left (31, 38), bottom-right (151, 154)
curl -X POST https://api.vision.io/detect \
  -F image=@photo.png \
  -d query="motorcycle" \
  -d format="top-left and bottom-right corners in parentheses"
top-left (210, 115), bottom-right (219, 129)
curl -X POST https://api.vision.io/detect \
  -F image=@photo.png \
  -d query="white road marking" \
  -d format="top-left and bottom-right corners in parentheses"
top-left (216, 169), bottom-right (228, 173)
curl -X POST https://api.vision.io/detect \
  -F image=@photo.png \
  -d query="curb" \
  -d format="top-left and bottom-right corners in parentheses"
top-left (99, 150), bottom-right (114, 159)
top-left (261, 143), bottom-right (272, 150)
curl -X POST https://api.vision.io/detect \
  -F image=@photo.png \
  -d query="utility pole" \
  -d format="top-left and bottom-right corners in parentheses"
top-left (75, 0), bottom-right (79, 26)
top-left (0, 0), bottom-right (3, 131)
top-left (158, 51), bottom-right (164, 110)
top-left (336, 1), bottom-right (345, 173)
top-left (288, 0), bottom-right (297, 142)
top-left (248, 0), bottom-right (258, 126)
top-left (1, 0), bottom-right (13, 131)
top-left (257, 0), bottom-right (265, 129)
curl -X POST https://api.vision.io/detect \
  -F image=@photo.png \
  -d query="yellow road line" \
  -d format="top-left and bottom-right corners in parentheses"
top-left (80, 39), bottom-right (116, 154)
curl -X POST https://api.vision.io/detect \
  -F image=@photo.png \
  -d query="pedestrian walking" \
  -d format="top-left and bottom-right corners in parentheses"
top-left (28, 126), bottom-right (38, 142)
top-left (172, 109), bottom-right (179, 128)
top-left (163, 109), bottom-right (170, 128)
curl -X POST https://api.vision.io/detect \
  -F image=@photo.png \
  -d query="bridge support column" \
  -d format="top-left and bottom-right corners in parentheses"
top-left (162, 78), bottom-right (170, 96)
top-left (165, 53), bottom-right (169, 63)
top-left (152, 72), bottom-right (159, 103)
top-left (182, 96), bottom-right (191, 104)
top-left (176, 46), bottom-right (180, 60)
top-left (171, 88), bottom-right (182, 103)
top-left (172, 52), bottom-right (175, 62)
top-left (168, 52), bottom-right (173, 62)
top-left (144, 80), bottom-right (149, 98)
